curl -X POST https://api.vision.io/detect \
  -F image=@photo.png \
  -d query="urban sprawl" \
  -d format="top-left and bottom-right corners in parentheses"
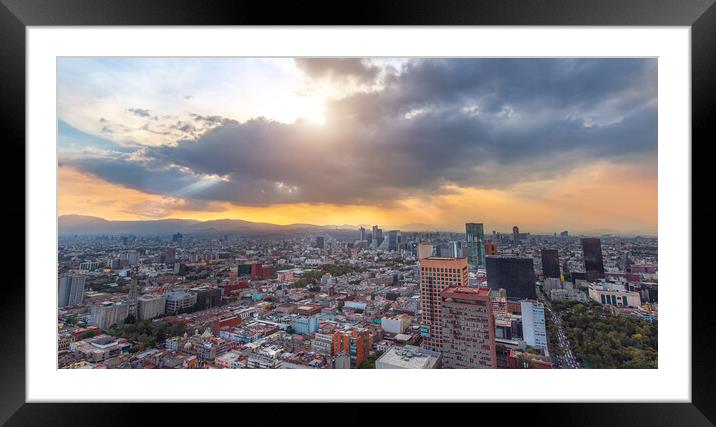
top-left (58, 224), bottom-right (658, 369)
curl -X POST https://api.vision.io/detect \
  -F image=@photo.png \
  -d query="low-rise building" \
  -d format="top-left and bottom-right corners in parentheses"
top-left (588, 283), bottom-right (641, 308)
top-left (70, 335), bottom-right (131, 362)
top-left (550, 288), bottom-right (588, 302)
top-left (215, 350), bottom-right (245, 369)
top-left (381, 314), bottom-right (412, 334)
top-left (58, 333), bottom-right (75, 352)
top-left (165, 290), bottom-right (198, 314)
top-left (291, 315), bottom-right (319, 335)
top-left (311, 333), bottom-right (334, 355)
top-left (376, 345), bottom-right (441, 369)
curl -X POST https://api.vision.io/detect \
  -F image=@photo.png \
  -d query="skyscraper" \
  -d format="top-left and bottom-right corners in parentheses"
top-left (419, 256), bottom-right (469, 352)
top-left (58, 275), bottom-right (86, 308)
top-left (540, 249), bottom-right (560, 279)
top-left (371, 225), bottom-right (383, 248)
top-left (315, 236), bottom-right (325, 249)
top-left (127, 266), bottom-right (139, 321)
top-left (581, 238), bottom-right (605, 282)
top-left (512, 226), bottom-right (520, 243)
top-left (359, 227), bottom-right (366, 241)
top-left (164, 247), bottom-right (176, 266)
top-left (465, 223), bottom-right (485, 269)
top-left (440, 287), bottom-right (497, 368)
top-left (486, 256), bottom-right (537, 299)
top-left (387, 230), bottom-right (401, 252)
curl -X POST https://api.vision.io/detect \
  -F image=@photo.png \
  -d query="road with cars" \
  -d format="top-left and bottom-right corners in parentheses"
top-left (538, 288), bottom-right (580, 369)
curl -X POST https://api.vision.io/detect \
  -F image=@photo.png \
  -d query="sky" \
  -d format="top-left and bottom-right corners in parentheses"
top-left (57, 58), bottom-right (658, 235)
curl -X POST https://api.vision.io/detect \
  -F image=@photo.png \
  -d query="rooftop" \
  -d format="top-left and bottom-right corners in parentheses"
top-left (377, 345), bottom-right (440, 369)
top-left (441, 286), bottom-right (491, 300)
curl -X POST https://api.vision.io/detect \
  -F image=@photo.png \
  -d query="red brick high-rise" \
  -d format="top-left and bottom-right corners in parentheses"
top-left (440, 287), bottom-right (496, 369)
top-left (419, 257), bottom-right (469, 352)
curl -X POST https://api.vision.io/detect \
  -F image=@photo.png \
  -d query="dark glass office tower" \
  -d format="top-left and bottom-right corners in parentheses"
top-left (315, 236), bottom-right (325, 249)
top-left (540, 249), bottom-right (560, 278)
top-left (466, 223), bottom-right (485, 269)
top-left (581, 237), bottom-right (605, 282)
top-left (387, 230), bottom-right (401, 252)
top-left (486, 256), bottom-right (537, 299)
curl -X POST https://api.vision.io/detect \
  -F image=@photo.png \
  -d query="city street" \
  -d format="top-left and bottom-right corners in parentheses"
top-left (539, 289), bottom-right (580, 369)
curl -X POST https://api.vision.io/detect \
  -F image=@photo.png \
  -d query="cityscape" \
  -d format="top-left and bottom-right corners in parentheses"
top-left (57, 58), bottom-right (657, 369)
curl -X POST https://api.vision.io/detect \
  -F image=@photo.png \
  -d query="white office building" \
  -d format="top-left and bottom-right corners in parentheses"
top-left (520, 300), bottom-right (548, 349)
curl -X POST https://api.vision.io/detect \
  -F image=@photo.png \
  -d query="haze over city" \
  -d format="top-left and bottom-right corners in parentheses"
top-left (58, 58), bottom-right (657, 236)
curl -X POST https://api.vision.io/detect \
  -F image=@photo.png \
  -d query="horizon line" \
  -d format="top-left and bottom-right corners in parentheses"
top-left (58, 214), bottom-right (658, 237)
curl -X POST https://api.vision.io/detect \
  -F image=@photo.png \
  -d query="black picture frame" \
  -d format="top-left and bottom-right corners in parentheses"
top-left (2, 0), bottom-right (713, 425)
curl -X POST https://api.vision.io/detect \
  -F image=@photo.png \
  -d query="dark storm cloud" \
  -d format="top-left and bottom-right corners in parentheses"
top-left (66, 58), bottom-right (657, 206)
top-left (295, 58), bottom-right (380, 84)
top-left (128, 108), bottom-right (152, 117)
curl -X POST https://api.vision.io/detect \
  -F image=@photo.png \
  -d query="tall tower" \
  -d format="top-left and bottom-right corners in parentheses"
top-left (419, 256), bottom-right (468, 352)
top-left (372, 226), bottom-right (383, 247)
top-left (512, 226), bottom-right (520, 243)
top-left (387, 230), bottom-right (401, 252)
top-left (440, 287), bottom-right (497, 368)
top-left (128, 265), bottom-right (140, 321)
top-left (465, 223), bottom-right (485, 269)
top-left (581, 238), bottom-right (605, 282)
top-left (540, 249), bottom-right (560, 279)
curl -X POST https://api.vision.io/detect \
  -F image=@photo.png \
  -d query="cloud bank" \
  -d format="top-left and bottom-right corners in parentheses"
top-left (61, 58), bottom-right (657, 208)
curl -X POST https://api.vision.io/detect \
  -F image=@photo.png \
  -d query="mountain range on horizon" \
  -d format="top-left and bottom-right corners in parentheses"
top-left (58, 215), bottom-right (464, 237)
top-left (57, 215), bottom-right (655, 238)
top-left (58, 214), bottom-right (361, 237)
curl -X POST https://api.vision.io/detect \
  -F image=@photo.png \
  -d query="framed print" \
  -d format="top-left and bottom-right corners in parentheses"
top-left (3, 0), bottom-right (714, 425)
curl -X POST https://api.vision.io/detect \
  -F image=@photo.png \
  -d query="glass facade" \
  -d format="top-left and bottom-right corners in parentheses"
top-left (540, 249), bottom-right (560, 278)
top-left (581, 238), bottom-right (605, 281)
top-left (465, 223), bottom-right (485, 268)
top-left (485, 256), bottom-right (537, 299)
